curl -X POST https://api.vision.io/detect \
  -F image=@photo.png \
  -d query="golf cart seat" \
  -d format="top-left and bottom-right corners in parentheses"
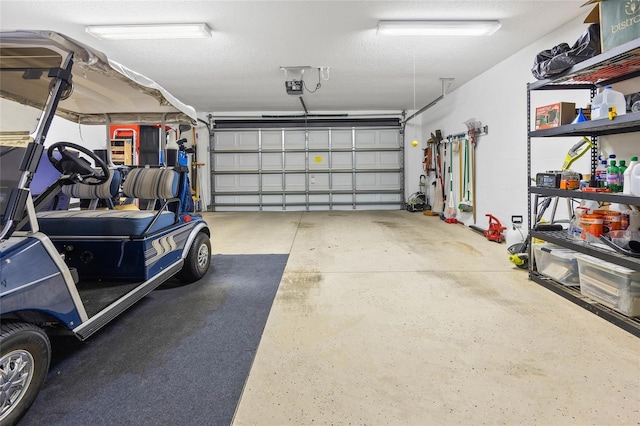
top-left (38, 167), bottom-right (180, 237)
top-left (62, 168), bottom-right (122, 209)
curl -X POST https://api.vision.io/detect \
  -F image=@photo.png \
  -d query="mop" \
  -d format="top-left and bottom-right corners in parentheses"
top-left (458, 137), bottom-right (473, 212)
top-left (464, 119), bottom-right (481, 224)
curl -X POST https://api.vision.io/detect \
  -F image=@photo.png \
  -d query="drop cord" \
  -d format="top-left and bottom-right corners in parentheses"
top-left (413, 49), bottom-right (416, 142)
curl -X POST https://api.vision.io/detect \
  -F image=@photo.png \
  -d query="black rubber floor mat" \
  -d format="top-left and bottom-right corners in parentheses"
top-left (20, 254), bottom-right (288, 426)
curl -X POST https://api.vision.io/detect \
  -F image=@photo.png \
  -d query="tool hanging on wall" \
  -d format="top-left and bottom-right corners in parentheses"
top-left (464, 119), bottom-right (482, 224)
top-left (430, 132), bottom-right (445, 214)
top-left (423, 138), bottom-right (440, 216)
top-left (459, 137), bottom-right (463, 207)
top-left (445, 137), bottom-right (458, 223)
top-left (458, 137), bottom-right (473, 213)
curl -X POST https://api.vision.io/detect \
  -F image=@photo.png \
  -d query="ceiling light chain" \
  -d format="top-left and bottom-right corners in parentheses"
top-left (412, 49), bottom-right (417, 143)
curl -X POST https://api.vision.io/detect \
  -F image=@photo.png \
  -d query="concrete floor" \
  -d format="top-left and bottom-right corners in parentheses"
top-left (205, 210), bottom-right (640, 426)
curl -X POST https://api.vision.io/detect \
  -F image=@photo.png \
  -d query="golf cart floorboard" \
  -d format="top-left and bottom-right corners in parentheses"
top-left (77, 280), bottom-right (142, 318)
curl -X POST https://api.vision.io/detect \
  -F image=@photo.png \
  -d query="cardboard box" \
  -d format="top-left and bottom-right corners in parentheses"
top-left (584, 0), bottom-right (640, 52)
top-left (535, 102), bottom-right (576, 130)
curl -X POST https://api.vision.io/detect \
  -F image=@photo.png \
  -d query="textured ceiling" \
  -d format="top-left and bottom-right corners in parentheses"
top-left (1, 0), bottom-right (589, 115)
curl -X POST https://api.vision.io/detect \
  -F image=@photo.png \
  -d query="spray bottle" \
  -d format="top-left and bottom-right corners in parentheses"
top-left (595, 159), bottom-right (608, 188)
top-left (506, 215), bottom-right (525, 252)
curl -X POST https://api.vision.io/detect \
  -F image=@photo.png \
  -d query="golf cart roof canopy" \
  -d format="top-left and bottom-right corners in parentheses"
top-left (0, 30), bottom-right (197, 125)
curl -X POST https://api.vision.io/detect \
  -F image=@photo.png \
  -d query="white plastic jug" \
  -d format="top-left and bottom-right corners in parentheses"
top-left (621, 206), bottom-right (640, 232)
top-left (506, 224), bottom-right (525, 250)
top-left (623, 156), bottom-right (638, 195)
top-left (591, 86), bottom-right (627, 120)
top-left (631, 162), bottom-right (640, 196)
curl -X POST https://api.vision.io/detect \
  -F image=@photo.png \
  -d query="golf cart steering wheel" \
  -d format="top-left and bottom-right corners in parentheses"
top-left (47, 141), bottom-right (109, 185)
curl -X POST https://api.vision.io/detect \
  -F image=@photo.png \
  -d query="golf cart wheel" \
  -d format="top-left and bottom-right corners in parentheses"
top-left (176, 232), bottom-right (211, 283)
top-left (0, 322), bottom-right (51, 426)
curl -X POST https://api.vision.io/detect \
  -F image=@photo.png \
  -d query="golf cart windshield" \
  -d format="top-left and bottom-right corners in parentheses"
top-left (0, 47), bottom-right (62, 135)
top-left (0, 30), bottom-right (198, 240)
top-left (0, 46), bottom-right (64, 226)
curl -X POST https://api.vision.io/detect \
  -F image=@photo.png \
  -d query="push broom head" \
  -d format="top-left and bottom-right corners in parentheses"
top-left (458, 201), bottom-right (473, 212)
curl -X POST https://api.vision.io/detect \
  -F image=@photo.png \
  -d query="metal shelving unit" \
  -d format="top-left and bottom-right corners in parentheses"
top-left (527, 38), bottom-right (640, 337)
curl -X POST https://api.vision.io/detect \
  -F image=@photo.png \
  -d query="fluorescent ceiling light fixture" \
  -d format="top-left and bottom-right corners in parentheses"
top-left (377, 20), bottom-right (501, 36)
top-left (86, 23), bottom-right (212, 40)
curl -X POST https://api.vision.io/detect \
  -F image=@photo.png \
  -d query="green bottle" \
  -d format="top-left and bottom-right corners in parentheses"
top-left (606, 160), bottom-right (620, 192)
top-left (618, 160), bottom-right (627, 191)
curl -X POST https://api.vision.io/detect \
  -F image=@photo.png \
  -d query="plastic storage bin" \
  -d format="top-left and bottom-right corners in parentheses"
top-left (575, 254), bottom-right (640, 317)
top-left (533, 244), bottom-right (580, 286)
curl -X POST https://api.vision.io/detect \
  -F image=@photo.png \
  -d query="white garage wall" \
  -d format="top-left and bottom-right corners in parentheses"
top-left (411, 13), bottom-right (599, 229)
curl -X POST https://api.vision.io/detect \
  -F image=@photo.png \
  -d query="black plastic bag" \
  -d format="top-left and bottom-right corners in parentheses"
top-left (532, 24), bottom-right (601, 80)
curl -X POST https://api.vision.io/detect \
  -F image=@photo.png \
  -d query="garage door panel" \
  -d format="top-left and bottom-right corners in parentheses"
top-left (262, 194), bottom-right (283, 204)
top-left (332, 194), bottom-right (353, 203)
top-left (285, 173), bottom-right (305, 190)
top-left (331, 130), bottom-right (352, 148)
top-left (380, 173), bottom-right (401, 187)
top-left (285, 152), bottom-right (305, 169)
top-left (262, 131), bottom-right (282, 149)
top-left (356, 193), bottom-right (402, 202)
top-left (284, 131), bottom-right (305, 149)
top-left (309, 153), bottom-right (329, 170)
top-left (332, 173), bottom-right (353, 190)
top-left (355, 129), bottom-right (376, 147)
top-left (238, 154), bottom-right (259, 169)
top-left (379, 151), bottom-right (401, 167)
top-left (215, 175), bottom-right (238, 189)
top-left (286, 194), bottom-right (306, 204)
top-left (356, 173), bottom-right (401, 190)
top-left (309, 194), bottom-right (329, 203)
top-left (309, 173), bottom-right (329, 189)
top-left (262, 152), bottom-right (282, 170)
top-left (216, 194), bottom-right (259, 205)
top-left (262, 174), bottom-right (283, 190)
top-left (309, 131), bottom-right (329, 149)
top-left (379, 129), bottom-right (400, 146)
top-left (331, 152), bottom-right (352, 169)
top-left (356, 173), bottom-right (377, 189)
top-left (211, 126), bottom-right (402, 211)
top-left (239, 174), bottom-right (260, 191)
top-left (214, 153), bottom-right (236, 170)
top-left (214, 131), bottom-right (259, 150)
top-left (355, 152), bottom-right (376, 168)
top-left (355, 152), bottom-right (401, 169)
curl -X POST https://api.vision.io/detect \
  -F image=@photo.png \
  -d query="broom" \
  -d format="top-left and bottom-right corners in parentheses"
top-left (445, 139), bottom-right (457, 219)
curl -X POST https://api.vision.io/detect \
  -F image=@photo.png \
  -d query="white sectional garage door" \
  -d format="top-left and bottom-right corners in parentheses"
top-left (209, 119), bottom-right (403, 211)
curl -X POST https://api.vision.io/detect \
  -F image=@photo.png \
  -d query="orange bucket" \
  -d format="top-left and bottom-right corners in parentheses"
top-left (593, 210), bottom-right (622, 233)
top-left (579, 214), bottom-right (604, 239)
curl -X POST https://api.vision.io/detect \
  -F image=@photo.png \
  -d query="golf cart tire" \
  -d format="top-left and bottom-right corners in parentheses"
top-left (176, 232), bottom-right (211, 283)
top-left (0, 322), bottom-right (51, 426)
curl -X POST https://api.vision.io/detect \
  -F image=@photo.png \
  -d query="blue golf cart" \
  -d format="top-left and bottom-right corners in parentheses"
top-left (0, 31), bottom-right (211, 424)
